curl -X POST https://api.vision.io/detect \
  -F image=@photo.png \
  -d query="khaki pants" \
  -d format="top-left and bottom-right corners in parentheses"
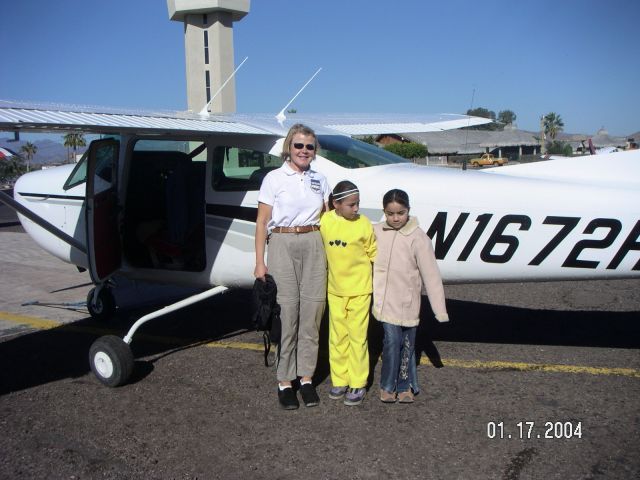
top-left (268, 231), bottom-right (327, 382)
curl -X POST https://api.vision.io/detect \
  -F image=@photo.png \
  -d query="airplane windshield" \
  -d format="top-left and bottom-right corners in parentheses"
top-left (317, 135), bottom-right (410, 169)
top-left (63, 150), bottom-right (89, 190)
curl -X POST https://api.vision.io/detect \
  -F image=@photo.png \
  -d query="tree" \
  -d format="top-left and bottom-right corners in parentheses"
top-left (465, 107), bottom-right (499, 130)
top-left (20, 142), bottom-right (37, 172)
top-left (546, 140), bottom-right (573, 156)
top-left (383, 142), bottom-right (428, 160)
top-left (63, 133), bottom-right (87, 162)
top-left (498, 110), bottom-right (517, 126)
top-left (0, 154), bottom-right (26, 182)
top-left (543, 112), bottom-right (564, 141)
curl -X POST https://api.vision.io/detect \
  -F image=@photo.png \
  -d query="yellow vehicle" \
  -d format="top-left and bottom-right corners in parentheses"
top-left (470, 153), bottom-right (508, 167)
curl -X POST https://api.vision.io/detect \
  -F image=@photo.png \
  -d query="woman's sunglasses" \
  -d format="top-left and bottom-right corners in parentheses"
top-left (292, 143), bottom-right (315, 151)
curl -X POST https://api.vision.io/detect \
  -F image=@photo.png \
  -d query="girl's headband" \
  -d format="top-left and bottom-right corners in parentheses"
top-left (333, 188), bottom-right (359, 201)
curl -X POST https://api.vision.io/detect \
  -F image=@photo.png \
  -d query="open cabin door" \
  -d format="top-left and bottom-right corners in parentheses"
top-left (85, 138), bottom-right (121, 283)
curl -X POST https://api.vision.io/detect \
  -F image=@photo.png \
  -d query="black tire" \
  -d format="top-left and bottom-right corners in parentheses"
top-left (89, 335), bottom-right (134, 387)
top-left (87, 287), bottom-right (116, 321)
top-left (493, 161), bottom-right (499, 166)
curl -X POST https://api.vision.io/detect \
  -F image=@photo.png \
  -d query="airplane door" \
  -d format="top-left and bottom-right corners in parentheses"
top-left (85, 138), bottom-right (121, 283)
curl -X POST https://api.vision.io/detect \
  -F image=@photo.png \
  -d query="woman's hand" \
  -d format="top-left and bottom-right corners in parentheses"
top-left (254, 263), bottom-right (268, 281)
top-left (254, 202), bottom-right (273, 282)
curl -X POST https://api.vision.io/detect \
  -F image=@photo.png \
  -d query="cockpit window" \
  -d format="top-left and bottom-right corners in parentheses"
top-left (317, 135), bottom-right (409, 168)
top-left (212, 146), bottom-right (281, 191)
top-left (63, 135), bottom-right (120, 190)
top-left (63, 150), bottom-right (89, 190)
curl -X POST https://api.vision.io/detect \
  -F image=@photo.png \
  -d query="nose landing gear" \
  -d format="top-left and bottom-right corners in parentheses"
top-left (86, 285), bottom-right (116, 321)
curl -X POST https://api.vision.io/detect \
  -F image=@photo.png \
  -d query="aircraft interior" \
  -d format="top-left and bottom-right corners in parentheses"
top-left (123, 147), bottom-right (206, 272)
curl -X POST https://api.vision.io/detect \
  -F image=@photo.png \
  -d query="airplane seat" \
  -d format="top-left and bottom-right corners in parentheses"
top-left (125, 151), bottom-right (193, 270)
top-left (187, 162), bottom-right (206, 232)
top-left (249, 166), bottom-right (278, 186)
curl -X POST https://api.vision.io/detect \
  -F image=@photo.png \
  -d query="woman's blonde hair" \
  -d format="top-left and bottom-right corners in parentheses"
top-left (281, 123), bottom-right (319, 161)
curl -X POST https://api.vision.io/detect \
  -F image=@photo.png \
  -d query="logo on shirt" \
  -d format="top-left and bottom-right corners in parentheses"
top-left (310, 178), bottom-right (321, 194)
top-left (329, 239), bottom-right (347, 247)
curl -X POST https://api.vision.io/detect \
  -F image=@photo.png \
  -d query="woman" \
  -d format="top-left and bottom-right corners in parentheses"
top-left (254, 124), bottom-right (330, 410)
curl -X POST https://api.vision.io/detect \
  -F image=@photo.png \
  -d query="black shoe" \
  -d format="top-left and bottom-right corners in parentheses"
top-left (299, 383), bottom-right (320, 407)
top-left (278, 387), bottom-right (299, 410)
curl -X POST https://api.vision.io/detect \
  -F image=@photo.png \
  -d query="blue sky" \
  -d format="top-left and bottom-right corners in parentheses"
top-left (2, 0), bottom-right (639, 135)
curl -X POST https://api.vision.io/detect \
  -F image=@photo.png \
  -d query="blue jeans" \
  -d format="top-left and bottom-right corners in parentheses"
top-left (380, 323), bottom-right (419, 394)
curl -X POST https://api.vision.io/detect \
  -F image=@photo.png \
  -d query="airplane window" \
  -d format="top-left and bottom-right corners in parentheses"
top-left (317, 135), bottom-right (409, 168)
top-left (63, 150), bottom-right (89, 190)
top-left (212, 146), bottom-right (281, 191)
top-left (95, 145), bottom-right (114, 184)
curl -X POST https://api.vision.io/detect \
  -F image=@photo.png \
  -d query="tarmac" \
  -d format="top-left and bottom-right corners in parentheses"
top-left (0, 215), bottom-right (639, 479)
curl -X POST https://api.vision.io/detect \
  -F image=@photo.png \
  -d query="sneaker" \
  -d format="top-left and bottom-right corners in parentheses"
top-left (299, 383), bottom-right (320, 407)
top-left (343, 387), bottom-right (366, 406)
top-left (379, 389), bottom-right (397, 403)
top-left (397, 390), bottom-right (414, 404)
top-left (278, 387), bottom-right (299, 410)
top-left (328, 385), bottom-right (348, 400)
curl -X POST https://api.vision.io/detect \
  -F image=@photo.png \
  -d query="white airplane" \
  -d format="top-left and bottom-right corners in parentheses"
top-left (1, 100), bottom-right (639, 387)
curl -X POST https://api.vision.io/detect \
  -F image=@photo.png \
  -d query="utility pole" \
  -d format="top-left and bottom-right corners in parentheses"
top-left (540, 115), bottom-right (546, 155)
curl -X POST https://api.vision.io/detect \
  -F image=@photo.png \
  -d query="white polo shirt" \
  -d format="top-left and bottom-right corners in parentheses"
top-left (258, 161), bottom-right (330, 231)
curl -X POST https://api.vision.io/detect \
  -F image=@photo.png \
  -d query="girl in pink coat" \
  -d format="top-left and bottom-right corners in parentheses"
top-left (373, 189), bottom-right (449, 403)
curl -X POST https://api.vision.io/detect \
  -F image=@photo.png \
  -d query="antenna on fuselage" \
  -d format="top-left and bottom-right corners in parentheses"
top-left (462, 87), bottom-right (476, 171)
top-left (276, 67), bottom-right (322, 124)
top-left (198, 56), bottom-right (248, 117)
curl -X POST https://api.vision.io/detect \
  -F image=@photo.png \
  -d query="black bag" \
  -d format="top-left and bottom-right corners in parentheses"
top-left (251, 274), bottom-right (281, 366)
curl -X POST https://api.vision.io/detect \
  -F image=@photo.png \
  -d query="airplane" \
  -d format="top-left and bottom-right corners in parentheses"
top-left (1, 100), bottom-right (639, 388)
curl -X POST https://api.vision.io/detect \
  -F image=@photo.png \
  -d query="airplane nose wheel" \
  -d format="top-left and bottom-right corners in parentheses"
top-left (87, 287), bottom-right (116, 321)
top-left (89, 335), bottom-right (134, 387)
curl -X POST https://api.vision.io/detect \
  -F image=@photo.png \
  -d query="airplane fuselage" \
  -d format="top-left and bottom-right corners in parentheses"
top-left (12, 133), bottom-right (640, 289)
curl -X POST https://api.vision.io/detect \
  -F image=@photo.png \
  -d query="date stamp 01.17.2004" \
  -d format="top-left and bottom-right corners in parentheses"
top-left (487, 421), bottom-right (583, 440)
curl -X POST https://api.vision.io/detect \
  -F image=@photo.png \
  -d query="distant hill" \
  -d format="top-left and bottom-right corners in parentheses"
top-left (0, 137), bottom-right (87, 165)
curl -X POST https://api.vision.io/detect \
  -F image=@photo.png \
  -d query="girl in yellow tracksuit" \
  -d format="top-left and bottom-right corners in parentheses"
top-left (320, 180), bottom-right (377, 406)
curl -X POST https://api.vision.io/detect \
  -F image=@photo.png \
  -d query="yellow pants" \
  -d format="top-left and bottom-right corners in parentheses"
top-left (327, 293), bottom-right (370, 389)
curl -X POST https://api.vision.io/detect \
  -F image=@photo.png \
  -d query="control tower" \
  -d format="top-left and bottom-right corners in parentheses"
top-left (167, 0), bottom-right (250, 113)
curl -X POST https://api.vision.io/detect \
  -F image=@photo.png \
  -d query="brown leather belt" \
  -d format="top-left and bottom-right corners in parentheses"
top-left (271, 225), bottom-right (320, 234)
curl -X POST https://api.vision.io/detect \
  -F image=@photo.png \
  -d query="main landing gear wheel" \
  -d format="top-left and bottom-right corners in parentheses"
top-left (89, 335), bottom-right (134, 387)
top-left (87, 287), bottom-right (116, 321)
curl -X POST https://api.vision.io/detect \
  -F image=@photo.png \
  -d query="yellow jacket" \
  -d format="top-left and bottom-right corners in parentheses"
top-left (320, 210), bottom-right (377, 296)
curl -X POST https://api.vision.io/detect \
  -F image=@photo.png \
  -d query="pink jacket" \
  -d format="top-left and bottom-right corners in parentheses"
top-left (372, 217), bottom-right (449, 327)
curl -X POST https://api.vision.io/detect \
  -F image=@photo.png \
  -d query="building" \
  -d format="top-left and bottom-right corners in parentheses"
top-left (559, 128), bottom-right (628, 154)
top-left (377, 125), bottom-right (540, 163)
top-left (167, 0), bottom-right (250, 113)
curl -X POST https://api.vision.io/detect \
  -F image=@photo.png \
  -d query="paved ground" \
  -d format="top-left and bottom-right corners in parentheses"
top-left (0, 227), bottom-right (639, 479)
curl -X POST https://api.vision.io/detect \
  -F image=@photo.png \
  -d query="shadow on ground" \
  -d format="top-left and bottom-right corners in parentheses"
top-left (1, 288), bottom-right (638, 395)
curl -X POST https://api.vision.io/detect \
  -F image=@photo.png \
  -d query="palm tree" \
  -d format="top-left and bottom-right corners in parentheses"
top-left (63, 133), bottom-right (87, 162)
top-left (20, 142), bottom-right (37, 172)
top-left (543, 112), bottom-right (564, 141)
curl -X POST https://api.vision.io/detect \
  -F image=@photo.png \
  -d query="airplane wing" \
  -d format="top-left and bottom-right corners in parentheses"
top-left (0, 100), bottom-right (491, 136)
top-left (0, 100), bottom-right (273, 136)
top-left (285, 113), bottom-right (493, 135)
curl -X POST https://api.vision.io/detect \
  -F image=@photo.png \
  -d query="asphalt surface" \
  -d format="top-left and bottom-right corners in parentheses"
top-left (0, 224), bottom-right (639, 479)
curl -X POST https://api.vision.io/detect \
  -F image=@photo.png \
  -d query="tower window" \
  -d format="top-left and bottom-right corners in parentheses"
top-left (204, 31), bottom-right (209, 64)
top-left (205, 71), bottom-right (211, 103)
